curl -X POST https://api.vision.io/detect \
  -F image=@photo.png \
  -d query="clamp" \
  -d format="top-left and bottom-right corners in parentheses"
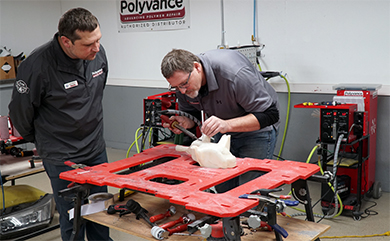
top-left (239, 188), bottom-right (299, 240)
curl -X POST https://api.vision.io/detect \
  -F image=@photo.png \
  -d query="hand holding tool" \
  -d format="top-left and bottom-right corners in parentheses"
top-left (150, 206), bottom-right (176, 223)
top-left (160, 115), bottom-right (198, 140)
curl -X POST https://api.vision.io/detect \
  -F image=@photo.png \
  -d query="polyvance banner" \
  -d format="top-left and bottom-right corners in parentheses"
top-left (117, 0), bottom-right (190, 32)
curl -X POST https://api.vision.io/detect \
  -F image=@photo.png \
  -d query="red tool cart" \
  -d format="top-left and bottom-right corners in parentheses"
top-left (294, 84), bottom-right (382, 221)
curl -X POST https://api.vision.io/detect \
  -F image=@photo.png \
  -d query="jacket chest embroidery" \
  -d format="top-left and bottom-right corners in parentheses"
top-left (92, 68), bottom-right (103, 78)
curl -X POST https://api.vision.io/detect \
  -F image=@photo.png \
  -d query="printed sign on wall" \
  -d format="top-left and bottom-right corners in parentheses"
top-left (117, 0), bottom-right (190, 32)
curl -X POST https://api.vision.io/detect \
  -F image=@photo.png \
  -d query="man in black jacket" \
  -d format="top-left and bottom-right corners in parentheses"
top-left (9, 8), bottom-right (111, 241)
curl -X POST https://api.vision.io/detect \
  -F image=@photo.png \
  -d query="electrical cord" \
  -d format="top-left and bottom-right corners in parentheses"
top-left (0, 171), bottom-right (5, 213)
top-left (276, 73), bottom-right (291, 161)
top-left (128, 124), bottom-right (175, 157)
top-left (320, 231), bottom-right (390, 239)
top-left (259, 71), bottom-right (291, 161)
top-left (126, 127), bottom-right (143, 157)
top-left (326, 134), bottom-right (344, 218)
top-left (141, 127), bottom-right (153, 152)
top-left (360, 196), bottom-right (378, 218)
top-left (289, 139), bottom-right (345, 220)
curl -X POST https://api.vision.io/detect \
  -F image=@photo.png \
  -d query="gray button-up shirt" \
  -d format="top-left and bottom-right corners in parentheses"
top-left (177, 49), bottom-right (279, 139)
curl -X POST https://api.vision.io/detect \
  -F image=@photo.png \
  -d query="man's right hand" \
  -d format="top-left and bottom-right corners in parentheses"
top-left (162, 115), bottom-right (195, 134)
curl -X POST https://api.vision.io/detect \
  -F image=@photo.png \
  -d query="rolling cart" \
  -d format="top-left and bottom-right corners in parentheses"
top-left (295, 84), bottom-right (382, 220)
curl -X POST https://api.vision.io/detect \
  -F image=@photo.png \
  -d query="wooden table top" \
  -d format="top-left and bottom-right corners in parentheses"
top-left (84, 192), bottom-right (330, 241)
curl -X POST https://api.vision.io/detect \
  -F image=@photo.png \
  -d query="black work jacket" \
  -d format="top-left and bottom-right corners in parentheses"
top-left (8, 33), bottom-right (108, 164)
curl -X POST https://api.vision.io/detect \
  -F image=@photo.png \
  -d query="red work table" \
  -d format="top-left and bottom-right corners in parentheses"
top-left (60, 144), bottom-right (325, 241)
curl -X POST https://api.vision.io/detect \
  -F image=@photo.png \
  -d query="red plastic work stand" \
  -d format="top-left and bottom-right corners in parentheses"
top-left (60, 144), bottom-right (319, 218)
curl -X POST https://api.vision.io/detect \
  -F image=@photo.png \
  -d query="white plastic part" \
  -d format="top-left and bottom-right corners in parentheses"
top-left (187, 213), bottom-right (196, 221)
top-left (247, 215), bottom-right (261, 229)
top-left (151, 226), bottom-right (167, 240)
top-left (199, 223), bottom-right (212, 238)
top-left (175, 134), bottom-right (236, 169)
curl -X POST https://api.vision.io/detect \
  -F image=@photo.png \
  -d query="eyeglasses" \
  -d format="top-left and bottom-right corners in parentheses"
top-left (169, 71), bottom-right (192, 90)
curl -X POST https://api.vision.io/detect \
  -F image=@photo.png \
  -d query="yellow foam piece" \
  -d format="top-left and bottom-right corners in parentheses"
top-left (0, 185), bottom-right (46, 208)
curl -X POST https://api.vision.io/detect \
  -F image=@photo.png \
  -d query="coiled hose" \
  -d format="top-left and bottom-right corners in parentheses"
top-left (158, 109), bottom-right (202, 127)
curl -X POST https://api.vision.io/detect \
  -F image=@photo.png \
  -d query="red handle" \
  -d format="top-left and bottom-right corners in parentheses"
top-left (64, 160), bottom-right (76, 167)
top-left (67, 182), bottom-right (76, 188)
top-left (160, 115), bottom-right (171, 125)
top-left (160, 217), bottom-right (183, 230)
top-left (113, 204), bottom-right (128, 211)
top-left (150, 213), bottom-right (166, 223)
top-left (167, 223), bottom-right (190, 235)
top-left (279, 195), bottom-right (291, 199)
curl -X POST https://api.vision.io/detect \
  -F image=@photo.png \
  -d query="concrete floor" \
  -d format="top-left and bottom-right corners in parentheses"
top-left (5, 147), bottom-right (390, 241)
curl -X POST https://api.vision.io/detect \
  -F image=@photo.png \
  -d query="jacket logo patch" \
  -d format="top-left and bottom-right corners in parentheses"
top-left (64, 80), bottom-right (78, 89)
top-left (92, 68), bottom-right (103, 78)
top-left (15, 80), bottom-right (30, 94)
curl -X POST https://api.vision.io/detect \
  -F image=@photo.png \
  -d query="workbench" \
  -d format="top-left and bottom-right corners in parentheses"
top-left (0, 152), bottom-right (44, 185)
top-left (59, 144), bottom-right (330, 241)
top-left (84, 192), bottom-right (330, 241)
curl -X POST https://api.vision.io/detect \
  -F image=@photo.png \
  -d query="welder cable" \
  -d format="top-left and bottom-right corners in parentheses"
top-left (289, 143), bottom-right (343, 219)
top-left (320, 231), bottom-right (390, 239)
top-left (127, 127), bottom-right (144, 157)
top-left (0, 171), bottom-right (5, 212)
top-left (297, 136), bottom-right (345, 219)
top-left (141, 127), bottom-right (153, 152)
top-left (306, 144), bottom-right (319, 164)
top-left (253, 0), bottom-right (257, 42)
top-left (135, 127), bottom-right (143, 154)
top-left (327, 134), bottom-right (344, 218)
top-left (220, 0), bottom-right (226, 48)
top-left (276, 73), bottom-right (291, 160)
top-left (158, 109), bottom-right (202, 127)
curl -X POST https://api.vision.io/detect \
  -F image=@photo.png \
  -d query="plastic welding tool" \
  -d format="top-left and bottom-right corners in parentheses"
top-left (160, 115), bottom-right (198, 140)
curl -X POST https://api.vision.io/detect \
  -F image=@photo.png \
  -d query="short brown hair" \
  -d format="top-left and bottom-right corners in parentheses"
top-left (58, 8), bottom-right (99, 43)
top-left (161, 49), bottom-right (200, 79)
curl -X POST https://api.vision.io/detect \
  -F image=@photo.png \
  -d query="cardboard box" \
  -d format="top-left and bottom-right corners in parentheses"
top-left (0, 56), bottom-right (16, 80)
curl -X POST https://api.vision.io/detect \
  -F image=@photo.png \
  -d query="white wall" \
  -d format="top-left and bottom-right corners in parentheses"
top-left (1, 0), bottom-right (389, 95)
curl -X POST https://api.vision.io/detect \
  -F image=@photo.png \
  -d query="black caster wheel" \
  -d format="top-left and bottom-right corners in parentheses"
top-left (353, 214), bottom-right (362, 221)
top-left (352, 211), bottom-right (363, 221)
top-left (372, 181), bottom-right (382, 199)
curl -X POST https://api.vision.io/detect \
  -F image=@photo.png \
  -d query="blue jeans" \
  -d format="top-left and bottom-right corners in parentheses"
top-left (43, 150), bottom-right (112, 241)
top-left (215, 128), bottom-right (278, 193)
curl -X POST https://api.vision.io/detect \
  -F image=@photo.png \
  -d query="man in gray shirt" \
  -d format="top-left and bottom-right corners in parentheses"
top-left (161, 48), bottom-right (279, 192)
